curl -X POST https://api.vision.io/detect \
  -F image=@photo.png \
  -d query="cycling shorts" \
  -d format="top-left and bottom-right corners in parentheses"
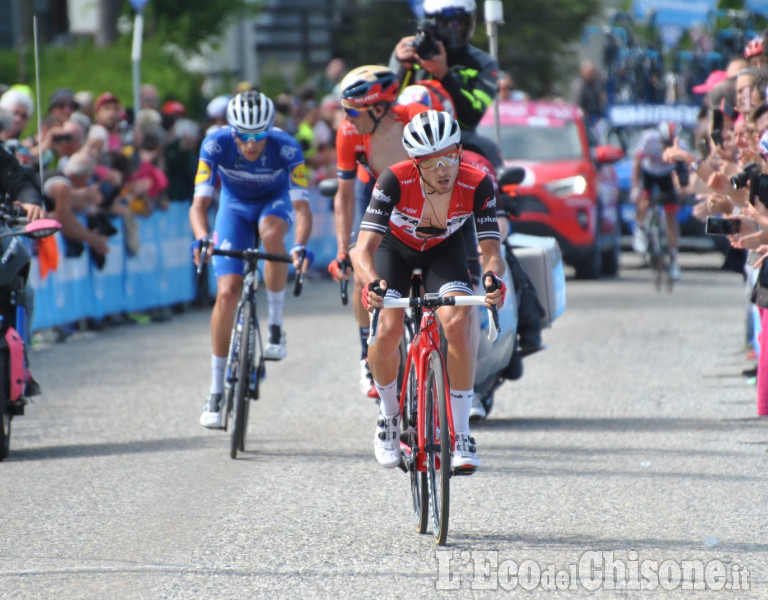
top-left (374, 231), bottom-right (473, 299)
top-left (350, 177), bottom-right (375, 247)
top-left (641, 171), bottom-right (678, 206)
top-left (212, 187), bottom-right (295, 278)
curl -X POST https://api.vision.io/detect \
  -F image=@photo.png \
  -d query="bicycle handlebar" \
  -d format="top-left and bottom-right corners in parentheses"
top-left (368, 294), bottom-right (499, 347)
top-left (194, 239), bottom-right (304, 296)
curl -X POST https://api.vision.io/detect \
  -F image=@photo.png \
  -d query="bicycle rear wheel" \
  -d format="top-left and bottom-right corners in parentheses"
top-left (231, 302), bottom-right (252, 459)
top-left (402, 354), bottom-right (428, 534)
top-left (425, 350), bottom-right (450, 546)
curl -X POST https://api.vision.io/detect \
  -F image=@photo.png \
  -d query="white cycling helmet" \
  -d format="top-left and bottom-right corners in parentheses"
top-left (226, 91), bottom-right (275, 133)
top-left (402, 110), bottom-right (461, 158)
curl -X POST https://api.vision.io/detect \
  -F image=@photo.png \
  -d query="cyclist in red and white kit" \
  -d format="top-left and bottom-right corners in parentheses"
top-left (329, 65), bottom-right (429, 399)
top-left (355, 110), bottom-right (506, 472)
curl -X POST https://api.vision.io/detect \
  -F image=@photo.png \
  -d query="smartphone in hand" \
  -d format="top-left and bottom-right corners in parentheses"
top-left (710, 108), bottom-right (724, 147)
top-left (705, 215), bottom-right (741, 235)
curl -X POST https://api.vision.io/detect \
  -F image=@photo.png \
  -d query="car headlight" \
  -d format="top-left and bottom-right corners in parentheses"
top-left (544, 175), bottom-right (588, 198)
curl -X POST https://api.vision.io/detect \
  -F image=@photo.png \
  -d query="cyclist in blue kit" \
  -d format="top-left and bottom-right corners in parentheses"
top-left (190, 91), bottom-right (313, 429)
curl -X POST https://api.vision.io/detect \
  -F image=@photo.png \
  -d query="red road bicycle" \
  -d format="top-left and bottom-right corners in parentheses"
top-left (368, 273), bottom-right (498, 545)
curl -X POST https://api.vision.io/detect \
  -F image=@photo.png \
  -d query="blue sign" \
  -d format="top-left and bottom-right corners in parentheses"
top-left (746, 0), bottom-right (768, 15)
top-left (129, 0), bottom-right (150, 11)
top-left (632, 0), bottom-right (716, 27)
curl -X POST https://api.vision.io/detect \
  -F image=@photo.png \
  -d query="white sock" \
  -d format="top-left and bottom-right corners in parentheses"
top-left (450, 388), bottom-right (473, 435)
top-left (374, 378), bottom-right (400, 418)
top-left (210, 355), bottom-right (226, 395)
top-left (267, 289), bottom-right (285, 328)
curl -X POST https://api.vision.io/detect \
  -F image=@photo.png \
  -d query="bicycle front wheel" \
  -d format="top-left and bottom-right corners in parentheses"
top-left (231, 302), bottom-right (252, 459)
top-left (402, 353), bottom-right (428, 534)
top-left (425, 350), bottom-right (450, 546)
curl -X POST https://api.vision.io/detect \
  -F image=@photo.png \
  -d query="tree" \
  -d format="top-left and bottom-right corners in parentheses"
top-left (474, 0), bottom-right (602, 98)
top-left (141, 0), bottom-right (261, 53)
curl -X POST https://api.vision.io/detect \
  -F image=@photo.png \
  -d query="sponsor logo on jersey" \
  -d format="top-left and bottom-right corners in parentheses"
top-left (281, 145), bottom-right (298, 161)
top-left (486, 196), bottom-right (497, 209)
top-left (366, 206), bottom-right (386, 216)
top-left (372, 188), bottom-right (391, 204)
top-left (290, 163), bottom-right (308, 187)
top-left (401, 206), bottom-right (418, 215)
top-left (203, 140), bottom-right (221, 155)
top-left (457, 180), bottom-right (475, 190)
top-left (476, 216), bottom-right (497, 225)
top-left (195, 159), bottom-right (212, 185)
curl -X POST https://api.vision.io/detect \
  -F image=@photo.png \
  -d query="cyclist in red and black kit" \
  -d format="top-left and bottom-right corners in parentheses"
top-left (355, 110), bottom-right (506, 472)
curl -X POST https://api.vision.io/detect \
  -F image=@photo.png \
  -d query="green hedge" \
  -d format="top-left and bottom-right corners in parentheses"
top-left (0, 37), bottom-right (206, 132)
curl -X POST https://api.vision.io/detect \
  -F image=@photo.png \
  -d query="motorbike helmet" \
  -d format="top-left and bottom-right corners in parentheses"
top-left (745, 36), bottom-right (764, 59)
top-left (226, 91), bottom-right (275, 133)
top-left (403, 110), bottom-right (461, 157)
top-left (657, 121), bottom-right (677, 145)
top-left (423, 0), bottom-right (477, 50)
top-left (339, 65), bottom-right (400, 109)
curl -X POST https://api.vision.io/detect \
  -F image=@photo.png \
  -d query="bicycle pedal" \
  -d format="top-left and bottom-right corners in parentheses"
top-left (397, 458), bottom-right (408, 473)
top-left (399, 427), bottom-right (417, 446)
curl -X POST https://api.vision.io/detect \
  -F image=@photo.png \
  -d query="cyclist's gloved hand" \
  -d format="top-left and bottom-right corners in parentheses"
top-left (327, 252), bottom-right (351, 281)
top-left (291, 244), bottom-right (314, 269)
top-left (362, 279), bottom-right (385, 311)
top-left (190, 236), bottom-right (211, 261)
top-left (482, 270), bottom-right (506, 307)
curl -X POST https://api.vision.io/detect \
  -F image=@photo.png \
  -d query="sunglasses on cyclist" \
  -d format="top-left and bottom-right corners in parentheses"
top-left (343, 106), bottom-right (371, 118)
top-left (234, 130), bottom-right (268, 143)
top-left (413, 150), bottom-right (461, 170)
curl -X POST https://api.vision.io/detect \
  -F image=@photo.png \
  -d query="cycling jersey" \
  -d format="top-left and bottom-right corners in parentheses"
top-left (335, 103), bottom-right (428, 181)
top-left (194, 126), bottom-right (309, 205)
top-left (634, 129), bottom-right (674, 177)
top-left (360, 160), bottom-right (500, 252)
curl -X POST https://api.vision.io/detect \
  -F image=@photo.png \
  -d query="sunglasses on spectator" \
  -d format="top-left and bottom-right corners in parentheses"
top-left (343, 106), bottom-right (371, 117)
top-left (413, 149), bottom-right (461, 170)
top-left (13, 110), bottom-right (29, 120)
top-left (234, 130), bottom-right (268, 143)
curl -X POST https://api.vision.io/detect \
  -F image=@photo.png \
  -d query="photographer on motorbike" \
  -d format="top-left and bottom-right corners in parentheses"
top-left (390, 0), bottom-right (495, 133)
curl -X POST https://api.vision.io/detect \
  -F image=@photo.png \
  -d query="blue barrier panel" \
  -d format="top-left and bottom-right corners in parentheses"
top-left (90, 216), bottom-right (127, 319)
top-left (28, 189), bottom-right (339, 330)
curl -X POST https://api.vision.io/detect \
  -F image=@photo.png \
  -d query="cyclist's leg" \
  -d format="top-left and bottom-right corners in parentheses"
top-left (659, 175), bottom-right (681, 278)
top-left (258, 192), bottom-right (294, 358)
top-left (368, 234), bottom-right (411, 467)
top-left (349, 176), bottom-right (378, 397)
top-left (202, 192), bottom-right (249, 426)
top-left (426, 239), bottom-right (480, 469)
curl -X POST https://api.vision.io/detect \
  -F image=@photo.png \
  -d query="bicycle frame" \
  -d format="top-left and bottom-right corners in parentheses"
top-left (400, 308), bottom-right (453, 472)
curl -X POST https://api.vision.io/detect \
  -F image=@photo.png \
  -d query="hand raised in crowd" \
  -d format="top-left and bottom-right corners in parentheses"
top-left (706, 171), bottom-right (734, 196)
top-left (753, 245), bottom-right (768, 269)
top-left (89, 233), bottom-right (110, 256)
top-left (662, 138), bottom-right (694, 165)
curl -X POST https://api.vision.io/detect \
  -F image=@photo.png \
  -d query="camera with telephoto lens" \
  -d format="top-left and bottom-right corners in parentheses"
top-left (730, 161), bottom-right (761, 189)
top-left (414, 19), bottom-right (440, 60)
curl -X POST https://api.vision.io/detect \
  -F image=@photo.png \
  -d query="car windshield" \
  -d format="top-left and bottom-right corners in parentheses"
top-left (477, 122), bottom-right (583, 161)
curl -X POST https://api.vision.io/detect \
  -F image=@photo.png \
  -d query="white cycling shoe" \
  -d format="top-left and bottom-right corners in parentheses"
top-left (264, 325), bottom-right (286, 360)
top-left (200, 393), bottom-right (223, 429)
top-left (452, 434), bottom-right (480, 472)
top-left (374, 413), bottom-right (401, 468)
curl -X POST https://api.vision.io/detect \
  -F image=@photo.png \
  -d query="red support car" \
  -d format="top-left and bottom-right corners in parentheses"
top-left (478, 101), bottom-right (624, 279)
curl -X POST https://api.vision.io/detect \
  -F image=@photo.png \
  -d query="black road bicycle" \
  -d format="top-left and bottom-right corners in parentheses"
top-left (196, 238), bottom-right (305, 459)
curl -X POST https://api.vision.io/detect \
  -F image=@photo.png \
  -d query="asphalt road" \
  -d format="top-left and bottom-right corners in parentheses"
top-left (1, 250), bottom-right (766, 599)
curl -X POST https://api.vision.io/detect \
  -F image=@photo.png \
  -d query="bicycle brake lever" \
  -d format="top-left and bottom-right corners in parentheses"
top-left (195, 238), bottom-right (210, 290)
top-left (487, 305), bottom-right (499, 342)
top-left (368, 308), bottom-right (381, 347)
top-left (340, 278), bottom-right (349, 305)
top-left (293, 249), bottom-right (306, 297)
